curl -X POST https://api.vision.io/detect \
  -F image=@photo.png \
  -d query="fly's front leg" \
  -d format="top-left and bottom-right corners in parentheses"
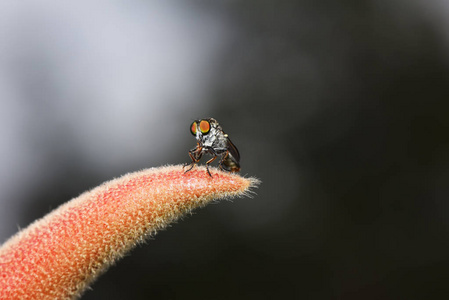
top-left (184, 145), bottom-right (202, 173)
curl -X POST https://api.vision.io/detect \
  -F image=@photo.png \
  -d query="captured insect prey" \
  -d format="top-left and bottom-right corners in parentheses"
top-left (184, 118), bottom-right (240, 177)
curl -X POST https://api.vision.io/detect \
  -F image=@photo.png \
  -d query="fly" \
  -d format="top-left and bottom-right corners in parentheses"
top-left (184, 118), bottom-right (241, 177)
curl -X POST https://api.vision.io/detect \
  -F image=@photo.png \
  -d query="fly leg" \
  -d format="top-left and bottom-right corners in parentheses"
top-left (218, 150), bottom-right (230, 172)
top-left (205, 154), bottom-right (218, 177)
top-left (204, 147), bottom-right (225, 177)
top-left (184, 146), bottom-right (202, 173)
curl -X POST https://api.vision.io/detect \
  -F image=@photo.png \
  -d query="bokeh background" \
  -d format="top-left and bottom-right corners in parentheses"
top-left (2, 0), bottom-right (449, 299)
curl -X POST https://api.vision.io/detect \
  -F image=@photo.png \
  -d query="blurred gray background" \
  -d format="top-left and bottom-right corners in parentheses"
top-left (1, 0), bottom-right (449, 299)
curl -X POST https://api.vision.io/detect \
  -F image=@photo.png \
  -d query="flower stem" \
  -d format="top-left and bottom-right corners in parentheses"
top-left (0, 165), bottom-right (259, 299)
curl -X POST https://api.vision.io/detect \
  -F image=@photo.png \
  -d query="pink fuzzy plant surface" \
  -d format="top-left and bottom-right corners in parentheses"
top-left (0, 165), bottom-right (259, 299)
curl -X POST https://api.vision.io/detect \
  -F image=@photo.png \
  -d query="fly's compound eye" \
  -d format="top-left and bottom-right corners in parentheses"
top-left (190, 122), bottom-right (197, 135)
top-left (199, 120), bottom-right (210, 134)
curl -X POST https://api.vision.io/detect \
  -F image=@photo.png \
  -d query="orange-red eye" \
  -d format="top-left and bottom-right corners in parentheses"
top-left (199, 120), bottom-right (210, 134)
top-left (190, 122), bottom-right (197, 135)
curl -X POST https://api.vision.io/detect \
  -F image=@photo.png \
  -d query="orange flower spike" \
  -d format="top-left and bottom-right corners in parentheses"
top-left (0, 165), bottom-right (259, 299)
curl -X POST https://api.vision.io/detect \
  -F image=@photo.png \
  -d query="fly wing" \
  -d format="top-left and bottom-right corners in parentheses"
top-left (226, 137), bottom-right (240, 162)
top-left (222, 137), bottom-right (240, 172)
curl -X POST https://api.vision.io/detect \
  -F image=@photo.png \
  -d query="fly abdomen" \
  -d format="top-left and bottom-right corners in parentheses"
top-left (222, 154), bottom-right (240, 172)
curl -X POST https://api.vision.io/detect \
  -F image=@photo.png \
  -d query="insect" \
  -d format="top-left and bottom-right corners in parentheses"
top-left (184, 118), bottom-right (240, 177)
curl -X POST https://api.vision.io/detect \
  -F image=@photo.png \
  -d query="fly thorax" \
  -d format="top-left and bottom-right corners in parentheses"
top-left (201, 133), bottom-right (216, 147)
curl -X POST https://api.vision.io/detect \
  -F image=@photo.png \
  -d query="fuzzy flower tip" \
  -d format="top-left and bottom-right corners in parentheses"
top-left (0, 165), bottom-right (259, 299)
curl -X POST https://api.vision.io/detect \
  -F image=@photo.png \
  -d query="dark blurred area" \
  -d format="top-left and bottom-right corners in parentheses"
top-left (2, 0), bottom-right (449, 299)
